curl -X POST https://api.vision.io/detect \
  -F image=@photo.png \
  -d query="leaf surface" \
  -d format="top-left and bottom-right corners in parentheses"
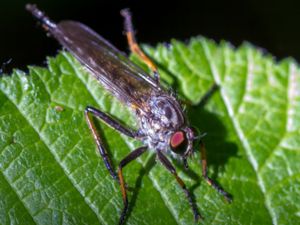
top-left (0, 37), bottom-right (299, 224)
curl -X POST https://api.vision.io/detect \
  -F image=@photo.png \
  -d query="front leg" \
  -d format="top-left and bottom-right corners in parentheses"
top-left (200, 141), bottom-right (232, 202)
top-left (85, 106), bottom-right (139, 180)
top-left (157, 151), bottom-right (202, 221)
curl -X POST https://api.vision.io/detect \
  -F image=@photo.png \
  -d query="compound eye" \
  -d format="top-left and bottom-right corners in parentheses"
top-left (170, 130), bottom-right (188, 154)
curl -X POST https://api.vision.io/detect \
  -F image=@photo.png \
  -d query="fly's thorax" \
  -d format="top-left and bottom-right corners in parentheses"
top-left (138, 94), bottom-right (186, 151)
top-left (148, 94), bottom-right (185, 129)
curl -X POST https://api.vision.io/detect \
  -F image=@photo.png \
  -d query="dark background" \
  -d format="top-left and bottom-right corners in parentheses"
top-left (1, 0), bottom-right (300, 71)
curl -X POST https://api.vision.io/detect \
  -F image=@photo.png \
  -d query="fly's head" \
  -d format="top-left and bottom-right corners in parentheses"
top-left (143, 94), bottom-right (200, 165)
top-left (169, 127), bottom-right (199, 169)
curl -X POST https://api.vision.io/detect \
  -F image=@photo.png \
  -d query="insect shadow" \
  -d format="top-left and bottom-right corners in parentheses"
top-left (187, 106), bottom-right (239, 181)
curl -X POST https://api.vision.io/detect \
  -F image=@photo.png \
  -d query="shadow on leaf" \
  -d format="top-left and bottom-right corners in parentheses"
top-left (188, 106), bottom-right (238, 181)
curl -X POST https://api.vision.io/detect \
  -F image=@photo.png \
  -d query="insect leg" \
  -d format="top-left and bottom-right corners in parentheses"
top-left (85, 106), bottom-right (139, 181)
top-left (25, 4), bottom-right (56, 30)
top-left (0, 58), bottom-right (12, 75)
top-left (198, 83), bottom-right (219, 107)
top-left (120, 8), bottom-right (160, 83)
top-left (200, 141), bottom-right (232, 202)
top-left (157, 151), bottom-right (202, 221)
top-left (118, 146), bottom-right (148, 225)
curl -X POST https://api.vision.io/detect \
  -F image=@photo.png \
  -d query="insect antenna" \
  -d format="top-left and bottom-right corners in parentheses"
top-left (193, 132), bottom-right (207, 140)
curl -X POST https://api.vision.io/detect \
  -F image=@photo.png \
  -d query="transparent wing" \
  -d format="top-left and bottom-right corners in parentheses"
top-left (50, 20), bottom-right (161, 109)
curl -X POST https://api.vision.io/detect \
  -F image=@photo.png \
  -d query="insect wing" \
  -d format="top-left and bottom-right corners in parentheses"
top-left (50, 21), bottom-right (160, 109)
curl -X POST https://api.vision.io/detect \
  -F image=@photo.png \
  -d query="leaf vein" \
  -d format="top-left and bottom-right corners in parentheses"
top-left (0, 86), bottom-right (103, 224)
top-left (0, 168), bottom-right (37, 225)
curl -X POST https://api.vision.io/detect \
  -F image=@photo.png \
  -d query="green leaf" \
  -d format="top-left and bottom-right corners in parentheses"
top-left (1, 37), bottom-right (300, 225)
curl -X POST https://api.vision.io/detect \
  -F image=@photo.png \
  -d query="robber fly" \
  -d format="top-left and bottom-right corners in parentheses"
top-left (26, 4), bottom-right (232, 224)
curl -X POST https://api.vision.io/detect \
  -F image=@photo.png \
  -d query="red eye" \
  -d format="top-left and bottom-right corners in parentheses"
top-left (170, 131), bottom-right (188, 154)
